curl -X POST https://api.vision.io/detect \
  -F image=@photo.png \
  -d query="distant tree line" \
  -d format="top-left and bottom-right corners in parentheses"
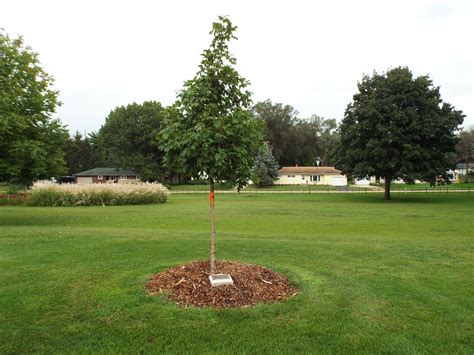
top-left (253, 100), bottom-right (339, 167)
top-left (62, 99), bottom-right (339, 184)
top-left (2, 28), bottom-right (471, 195)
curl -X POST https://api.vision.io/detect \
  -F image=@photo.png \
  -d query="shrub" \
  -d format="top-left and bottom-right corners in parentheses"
top-left (26, 182), bottom-right (170, 206)
top-left (0, 193), bottom-right (28, 206)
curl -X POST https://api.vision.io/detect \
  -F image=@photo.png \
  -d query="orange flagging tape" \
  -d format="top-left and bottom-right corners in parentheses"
top-left (209, 191), bottom-right (215, 205)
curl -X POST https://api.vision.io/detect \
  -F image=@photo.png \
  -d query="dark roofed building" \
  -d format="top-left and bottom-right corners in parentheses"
top-left (73, 168), bottom-right (139, 184)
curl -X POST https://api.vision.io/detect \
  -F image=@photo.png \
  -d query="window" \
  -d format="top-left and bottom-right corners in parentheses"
top-left (302, 176), bottom-right (305, 180)
top-left (310, 175), bottom-right (321, 182)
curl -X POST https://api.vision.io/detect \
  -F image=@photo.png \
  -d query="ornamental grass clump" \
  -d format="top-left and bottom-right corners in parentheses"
top-left (27, 182), bottom-right (170, 206)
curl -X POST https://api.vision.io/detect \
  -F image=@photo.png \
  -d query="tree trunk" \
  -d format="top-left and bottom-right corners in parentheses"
top-left (384, 174), bottom-right (391, 200)
top-left (209, 179), bottom-right (216, 275)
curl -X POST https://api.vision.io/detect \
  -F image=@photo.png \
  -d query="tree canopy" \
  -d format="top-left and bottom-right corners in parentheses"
top-left (160, 17), bottom-right (263, 189)
top-left (98, 101), bottom-right (165, 181)
top-left (0, 30), bottom-right (68, 186)
top-left (253, 100), bottom-right (297, 165)
top-left (253, 100), bottom-right (339, 166)
top-left (64, 131), bottom-right (105, 175)
top-left (334, 67), bottom-right (464, 199)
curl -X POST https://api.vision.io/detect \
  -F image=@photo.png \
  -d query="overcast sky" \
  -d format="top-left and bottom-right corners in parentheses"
top-left (2, 0), bottom-right (472, 133)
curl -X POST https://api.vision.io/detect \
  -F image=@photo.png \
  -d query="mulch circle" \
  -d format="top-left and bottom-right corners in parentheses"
top-left (145, 260), bottom-right (298, 308)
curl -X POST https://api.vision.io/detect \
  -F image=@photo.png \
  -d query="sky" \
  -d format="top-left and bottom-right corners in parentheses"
top-left (1, 0), bottom-right (473, 134)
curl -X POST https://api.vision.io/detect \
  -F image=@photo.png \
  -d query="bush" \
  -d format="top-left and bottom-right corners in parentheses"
top-left (26, 182), bottom-right (170, 206)
top-left (0, 193), bottom-right (28, 206)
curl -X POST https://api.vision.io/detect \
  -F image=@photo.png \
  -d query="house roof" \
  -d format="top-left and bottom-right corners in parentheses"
top-left (278, 166), bottom-right (342, 174)
top-left (73, 168), bottom-right (139, 177)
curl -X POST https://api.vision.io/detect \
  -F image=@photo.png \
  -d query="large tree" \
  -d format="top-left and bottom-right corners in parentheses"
top-left (253, 100), bottom-right (339, 166)
top-left (159, 17), bottom-right (262, 275)
top-left (308, 115), bottom-right (339, 166)
top-left (0, 31), bottom-right (68, 186)
top-left (335, 67), bottom-right (464, 200)
top-left (64, 131), bottom-right (105, 175)
top-left (253, 100), bottom-right (297, 165)
top-left (98, 101), bottom-right (164, 181)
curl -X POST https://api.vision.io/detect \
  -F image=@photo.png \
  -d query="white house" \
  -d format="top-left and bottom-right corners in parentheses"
top-left (355, 178), bottom-right (371, 186)
top-left (456, 163), bottom-right (473, 176)
top-left (276, 166), bottom-right (347, 186)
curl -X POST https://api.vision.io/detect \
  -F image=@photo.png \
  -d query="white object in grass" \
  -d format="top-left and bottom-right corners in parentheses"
top-left (209, 274), bottom-right (233, 287)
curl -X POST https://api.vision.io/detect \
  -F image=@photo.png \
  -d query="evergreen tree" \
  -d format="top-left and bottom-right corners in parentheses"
top-left (64, 131), bottom-right (104, 175)
top-left (252, 143), bottom-right (279, 186)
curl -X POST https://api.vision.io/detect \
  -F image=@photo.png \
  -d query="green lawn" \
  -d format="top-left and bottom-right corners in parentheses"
top-left (245, 184), bottom-right (339, 191)
top-left (387, 182), bottom-right (474, 190)
top-left (168, 182), bottom-right (474, 192)
top-left (166, 183), bottom-right (233, 192)
top-left (1, 194), bottom-right (473, 353)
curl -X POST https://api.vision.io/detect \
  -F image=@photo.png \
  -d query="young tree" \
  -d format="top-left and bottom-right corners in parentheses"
top-left (456, 127), bottom-right (474, 182)
top-left (98, 101), bottom-right (165, 181)
top-left (334, 67), bottom-right (464, 200)
top-left (0, 30), bottom-right (68, 186)
top-left (252, 142), bottom-right (279, 187)
top-left (159, 17), bottom-right (262, 274)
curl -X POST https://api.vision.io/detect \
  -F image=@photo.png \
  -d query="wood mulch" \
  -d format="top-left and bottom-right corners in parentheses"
top-left (145, 261), bottom-right (298, 308)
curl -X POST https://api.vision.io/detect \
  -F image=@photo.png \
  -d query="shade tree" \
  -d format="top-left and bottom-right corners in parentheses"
top-left (334, 67), bottom-right (464, 200)
top-left (97, 101), bottom-right (165, 181)
top-left (0, 30), bottom-right (68, 186)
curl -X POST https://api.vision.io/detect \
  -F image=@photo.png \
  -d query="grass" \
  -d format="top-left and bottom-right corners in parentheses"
top-left (1, 193), bottom-right (473, 353)
top-left (245, 184), bottom-right (339, 191)
top-left (169, 182), bottom-right (474, 192)
top-left (166, 183), bottom-right (233, 192)
top-left (388, 182), bottom-right (474, 190)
